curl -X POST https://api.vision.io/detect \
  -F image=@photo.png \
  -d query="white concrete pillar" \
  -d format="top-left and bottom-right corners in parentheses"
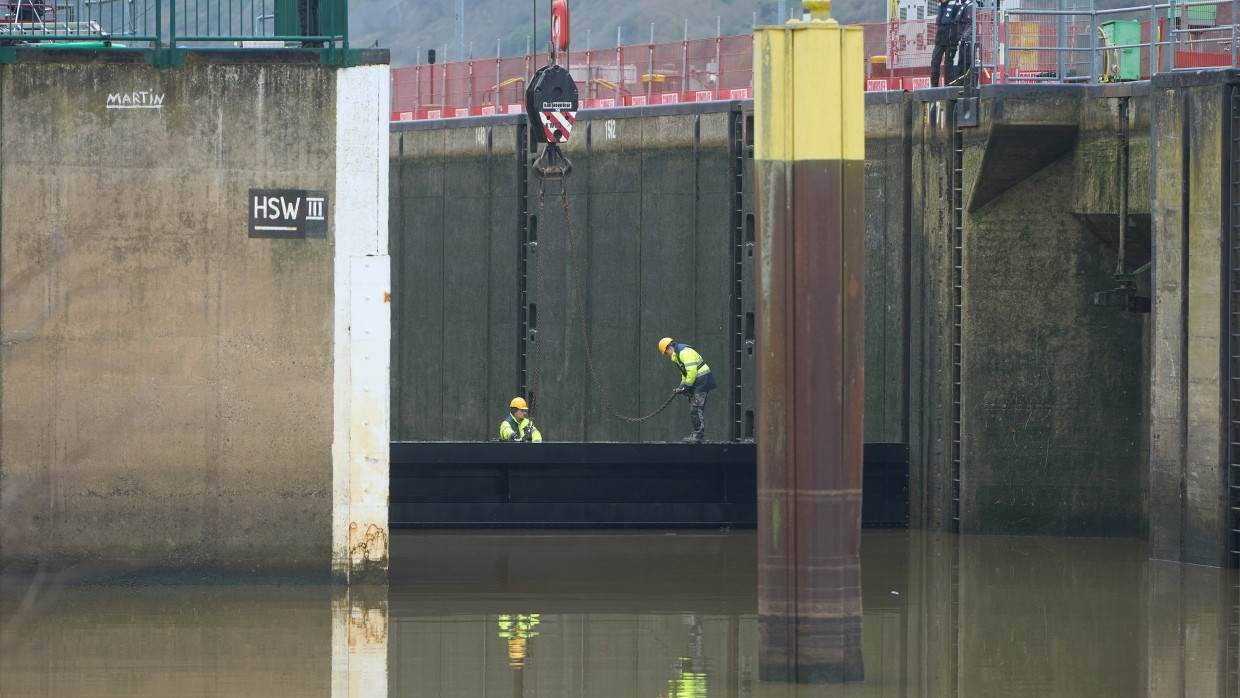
top-left (332, 63), bottom-right (392, 584)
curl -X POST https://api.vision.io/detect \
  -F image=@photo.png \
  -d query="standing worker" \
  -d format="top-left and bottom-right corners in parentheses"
top-left (500, 397), bottom-right (543, 442)
top-left (659, 337), bottom-right (717, 443)
top-left (951, 0), bottom-right (976, 87)
top-left (930, 0), bottom-right (963, 87)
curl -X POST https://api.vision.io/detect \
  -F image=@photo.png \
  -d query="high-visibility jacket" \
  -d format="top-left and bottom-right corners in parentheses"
top-left (671, 343), bottom-right (712, 389)
top-left (500, 414), bottom-right (543, 442)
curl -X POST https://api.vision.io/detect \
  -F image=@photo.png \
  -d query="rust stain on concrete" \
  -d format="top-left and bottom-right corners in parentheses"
top-left (348, 521), bottom-right (389, 565)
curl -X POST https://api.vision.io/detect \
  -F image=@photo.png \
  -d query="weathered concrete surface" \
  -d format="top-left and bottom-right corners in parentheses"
top-left (879, 85), bottom-right (1149, 537)
top-left (962, 126), bottom-right (1146, 535)
top-left (863, 92), bottom-right (911, 447)
top-left (1149, 70), bottom-right (1238, 567)
top-left (0, 54), bottom-right (391, 577)
top-left (334, 65), bottom-right (392, 584)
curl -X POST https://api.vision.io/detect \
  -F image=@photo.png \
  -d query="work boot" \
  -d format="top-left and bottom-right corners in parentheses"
top-left (681, 434), bottom-right (704, 443)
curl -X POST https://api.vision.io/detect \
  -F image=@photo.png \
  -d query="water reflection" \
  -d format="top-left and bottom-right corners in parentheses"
top-left (388, 530), bottom-right (1230, 697)
top-left (1, 581), bottom-right (335, 695)
top-left (1, 530), bottom-right (1234, 696)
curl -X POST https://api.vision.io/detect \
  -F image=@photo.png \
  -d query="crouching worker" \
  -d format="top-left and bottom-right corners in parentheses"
top-left (500, 397), bottom-right (543, 442)
top-left (659, 337), bottom-right (717, 443)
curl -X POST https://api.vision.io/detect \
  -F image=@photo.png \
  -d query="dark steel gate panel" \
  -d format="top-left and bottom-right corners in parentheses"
top-left (390, 442), bottom-right (908, 528)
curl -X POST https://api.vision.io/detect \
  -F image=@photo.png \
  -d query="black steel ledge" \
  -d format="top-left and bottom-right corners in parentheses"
top-left (390, 441), bottom-right (909, 530)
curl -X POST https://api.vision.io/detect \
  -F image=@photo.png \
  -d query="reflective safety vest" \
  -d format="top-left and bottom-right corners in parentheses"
top-left (671, 344), bottom-right (711, 388)
top-left (500, 415), bottom-right (543, 442)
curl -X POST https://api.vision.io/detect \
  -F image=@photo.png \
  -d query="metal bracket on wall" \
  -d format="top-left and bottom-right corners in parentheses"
top-left (1092, 261), bottom-right (1152, 313)
top-left (145, 46), bottom-right (186, 67)
top-left (954, 97), bottom-right (979, 128)
top-left (319, 46), bottom-right (360, 68)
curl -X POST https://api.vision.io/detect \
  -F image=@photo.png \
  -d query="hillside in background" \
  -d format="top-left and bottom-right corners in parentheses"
top-left (354, 0), bottom-right (1140, 68)
top-left (351, 0), bottom-right (886, 68)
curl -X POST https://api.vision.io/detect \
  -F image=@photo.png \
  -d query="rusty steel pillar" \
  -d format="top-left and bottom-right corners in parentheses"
top-left (753, 0), bottom-right (865, 683)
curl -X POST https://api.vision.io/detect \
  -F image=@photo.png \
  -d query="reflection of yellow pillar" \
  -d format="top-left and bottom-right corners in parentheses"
top-left (754, 0), bottom-right (865, 684)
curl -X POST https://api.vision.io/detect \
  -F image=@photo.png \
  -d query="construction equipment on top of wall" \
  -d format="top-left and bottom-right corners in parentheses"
top-left (526, 0), bottom-right (577, 181)
top-left (0, 0), bottom-right (104, 44)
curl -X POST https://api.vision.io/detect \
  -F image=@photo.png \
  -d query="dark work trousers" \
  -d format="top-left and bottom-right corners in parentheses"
top-left (298, 0), bottom-right (319, 42)
top-left (687, 372), bottom-right (718, 439)
top-left (930, 42), bottom-right (957, 87)
top-left (689, 387), bottom-right (709, 438)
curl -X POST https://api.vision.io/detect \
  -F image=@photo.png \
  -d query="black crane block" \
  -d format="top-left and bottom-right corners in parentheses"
top-left (526, 64), bottom-right (579, 145)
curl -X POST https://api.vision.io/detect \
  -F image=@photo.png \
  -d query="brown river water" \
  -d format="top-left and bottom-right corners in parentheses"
top-left (1, 529), bottom-right (1231, 696)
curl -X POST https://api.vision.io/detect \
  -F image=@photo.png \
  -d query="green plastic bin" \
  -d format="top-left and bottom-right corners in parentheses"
top-left (1170, 2), bottom-right (1218, 25)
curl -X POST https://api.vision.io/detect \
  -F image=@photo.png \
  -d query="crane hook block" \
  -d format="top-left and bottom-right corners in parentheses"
top-left (526, 63), bottom-right (578, 145)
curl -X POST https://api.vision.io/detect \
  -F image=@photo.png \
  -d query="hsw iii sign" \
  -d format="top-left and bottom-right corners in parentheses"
top-left (249, 189), bottom-right (328, 239)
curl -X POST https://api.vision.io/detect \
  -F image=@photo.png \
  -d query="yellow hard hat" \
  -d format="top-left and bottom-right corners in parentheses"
top-left (510, 397), bottom-right (528, 410)
top-left (658, 337), bottom-right (674, 354)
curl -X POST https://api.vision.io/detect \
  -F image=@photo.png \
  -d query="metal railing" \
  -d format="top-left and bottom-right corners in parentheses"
top-left (0, 0), bottom-right (346, 50)
top-left (1002, 1), bottom-right (1238, 84)
top-left (392, 1), bottom-right (1239, 121)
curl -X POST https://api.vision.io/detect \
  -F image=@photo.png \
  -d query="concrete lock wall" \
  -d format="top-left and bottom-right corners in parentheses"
top-left (390, 104), bottom-right (757, 444)
top-left (958, 88), bottom-right (1147, 537)
top-left (1149, 70), bottom-right (1240, 567)
top-left (864, 73), bottom-right (1239, 555)
top-left (864, 85), bottom-right (1152, 538)
top-left (0, 53), bottom-right (391, 577)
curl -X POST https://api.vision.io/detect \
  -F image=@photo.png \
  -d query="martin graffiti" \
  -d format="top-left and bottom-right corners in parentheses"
top-left (106, 91), bottom-right (166, 109)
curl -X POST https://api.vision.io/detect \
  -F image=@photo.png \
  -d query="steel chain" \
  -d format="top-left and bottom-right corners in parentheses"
top-left (558, 182), bottom-right (677, 422)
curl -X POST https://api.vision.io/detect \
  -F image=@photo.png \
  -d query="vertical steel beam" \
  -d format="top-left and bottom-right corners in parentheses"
top-left (753, 0), bottom-right (865, 683)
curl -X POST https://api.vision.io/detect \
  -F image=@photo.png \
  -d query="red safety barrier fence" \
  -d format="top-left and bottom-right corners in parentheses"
top-left (392, 3), bottom-right (1237, 121)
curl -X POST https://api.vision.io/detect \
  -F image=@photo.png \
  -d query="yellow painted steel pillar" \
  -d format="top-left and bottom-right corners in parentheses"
top-left (753, 0), bottom-right (866, 683)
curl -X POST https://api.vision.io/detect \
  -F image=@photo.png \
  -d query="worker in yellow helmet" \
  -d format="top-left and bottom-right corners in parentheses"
top-left (659, 337), bottom-right (717, 443)
top-left (500, 397), bottom-right (543, 442)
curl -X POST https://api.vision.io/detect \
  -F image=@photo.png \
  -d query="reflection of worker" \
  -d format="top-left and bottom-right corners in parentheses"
top-left (500, 397), bottom-right (543, 442)
top-left (659, 337), bottom-right (717, 443)
top-left (497, 613), bottom-right (541, 668)
top-left (664, 615), bottom-right (708, 698)
top-left (930, 0), bottom-right (963, 86)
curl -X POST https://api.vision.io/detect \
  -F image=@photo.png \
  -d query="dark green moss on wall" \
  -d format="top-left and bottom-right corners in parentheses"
top-left (962, 156), bottom-right (1145, 536)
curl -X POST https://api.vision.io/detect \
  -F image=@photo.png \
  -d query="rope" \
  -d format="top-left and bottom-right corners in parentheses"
top-left (1098, 25), bottom-right (1116, 83)
top-left (557, 182), bottom-right (678, 422)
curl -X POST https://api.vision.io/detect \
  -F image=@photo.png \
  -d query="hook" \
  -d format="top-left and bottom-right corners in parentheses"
top-left (532, 143), bottom-right (573, 181)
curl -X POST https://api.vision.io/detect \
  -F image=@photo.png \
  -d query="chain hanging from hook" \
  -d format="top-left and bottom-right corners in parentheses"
top-left (531, 178), bottom-right (679, 424)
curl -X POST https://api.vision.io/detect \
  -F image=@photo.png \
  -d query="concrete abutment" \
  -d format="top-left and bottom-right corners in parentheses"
top-left (0, 51), bottom-right (392, 582)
